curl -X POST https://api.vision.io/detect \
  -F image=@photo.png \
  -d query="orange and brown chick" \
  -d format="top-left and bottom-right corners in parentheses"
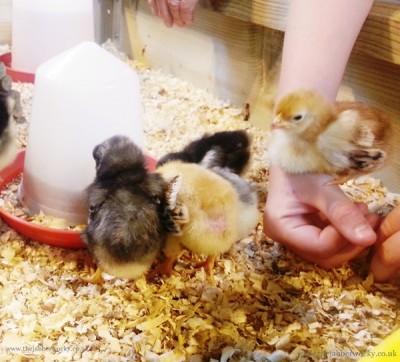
top-left (268, 89), bottom-right (393, 184)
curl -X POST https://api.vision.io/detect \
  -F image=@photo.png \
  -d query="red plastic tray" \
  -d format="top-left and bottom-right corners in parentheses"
top-left (0, 52), bottom-right (35, 83)
top-left (0, 150), bottom-right (157, 249)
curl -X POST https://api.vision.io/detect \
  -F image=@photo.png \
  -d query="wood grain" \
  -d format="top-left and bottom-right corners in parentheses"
top-left (126, 0), bottom-right (269, 107)
top-left (214, 0), bottom-right (400, 66)
top-left (355, 2), bottom-right (400, 65)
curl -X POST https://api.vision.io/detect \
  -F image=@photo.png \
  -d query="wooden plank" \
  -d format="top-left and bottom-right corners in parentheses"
top-left (214, 0), bottom-right (400, 66)
top-left (125, 0), bottom-right (268, 107)
top-left (355, 2), bottom-right (400, 65)
top-left (345, 52), bottom-right (400, 111)
top-left (208, 0), bottom-right (289, 31)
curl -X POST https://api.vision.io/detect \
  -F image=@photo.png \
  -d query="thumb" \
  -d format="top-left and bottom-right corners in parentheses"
top-left (318, 195), bottom-right (377, 246)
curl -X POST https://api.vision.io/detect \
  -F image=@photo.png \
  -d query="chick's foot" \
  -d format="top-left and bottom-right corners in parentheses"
top-left (195, 255), bottom-right (216, 276)
top-left (81, 266), bottom-right (104, 284)
top-left (147, 256), bottom-right (178, 280)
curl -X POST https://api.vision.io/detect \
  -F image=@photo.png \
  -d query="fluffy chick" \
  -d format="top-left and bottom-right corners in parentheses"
top-left (153, 161), bottom-right (258, 277)
top-left (268, 89), bottom-right (393, 184)
top-left (81, 135), bottom-right (169, 283)
top-left (156, 130), bottom-right (251, 175)
top-left (0, 94), bottom-right (17, 170)
top-left (209, 166), bottom-right (259, 240)
top-left (200, 146), bottom-right (259, 240)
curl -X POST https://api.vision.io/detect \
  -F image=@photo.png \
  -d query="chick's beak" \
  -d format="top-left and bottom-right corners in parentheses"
top-left (271, 113), bottom-right (284, 130)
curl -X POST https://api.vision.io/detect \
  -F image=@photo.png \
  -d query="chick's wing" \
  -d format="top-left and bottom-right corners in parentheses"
top-left (317, 102), bottom-right (393, 183)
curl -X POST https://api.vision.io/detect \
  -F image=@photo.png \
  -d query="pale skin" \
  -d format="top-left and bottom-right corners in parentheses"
top-left (372, 207), bottom-right (400, 281)
top-left (266, 0), bottom-right (377, 264)
top-left (148, 0), bottom-right (199, 27)
top-left (148, 0), bottom-right (400, 281)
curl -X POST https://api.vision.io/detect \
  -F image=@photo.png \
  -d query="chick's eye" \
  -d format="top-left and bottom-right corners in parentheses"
top-left (293, 114), bottom-right (303, 121)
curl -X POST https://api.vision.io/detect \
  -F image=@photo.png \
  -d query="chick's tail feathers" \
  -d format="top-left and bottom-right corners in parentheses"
top-left (348, 148), bottom-right (387, 171)
top-left (325, 148), bottom-right (388, 186)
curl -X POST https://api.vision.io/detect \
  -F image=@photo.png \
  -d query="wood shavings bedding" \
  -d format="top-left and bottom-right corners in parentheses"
top-left (0, 44), bottom-right (399, 362)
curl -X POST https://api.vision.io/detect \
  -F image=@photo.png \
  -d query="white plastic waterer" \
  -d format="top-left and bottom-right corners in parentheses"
top-left (11, 0), bottom-right (94, 73)
top-left (19, 41), bottom-right (144, 225)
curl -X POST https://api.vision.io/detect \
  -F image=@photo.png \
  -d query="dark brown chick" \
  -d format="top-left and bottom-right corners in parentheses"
top-left (81, 135), bottom-right (169, 283)
top-left (0, 94), bottom-right (17, 170)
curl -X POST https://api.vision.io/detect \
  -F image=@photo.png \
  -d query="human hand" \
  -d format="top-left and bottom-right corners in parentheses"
top-left (148, 0), bottom-right (200, 27)
top-left (263, 166), bottom-right (380, 269)
top-left (370, 205), bottom-right (400, 282)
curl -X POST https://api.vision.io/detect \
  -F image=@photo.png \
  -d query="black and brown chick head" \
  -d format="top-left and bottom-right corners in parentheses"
top-left (272, 89), bottom-right (336, 136)
top-left (93, 135), bottom-right (146, 179)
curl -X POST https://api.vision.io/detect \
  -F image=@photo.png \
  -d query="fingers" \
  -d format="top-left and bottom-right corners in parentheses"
top-left (264, 212), bottom-right (344, 255)
top-left (148, 0), bottom-right (157, 17)
top-left (264, 198), bottom-right (378, 269)
top-left (316, 191), bottom-right (377, 246)
top-left (179, 0), bottom-right (196, 24)
top-left (148, 0), bottom-right (174, 27)
top-left (264, 168), bottom-right (379, 269)
top-left (168, 0), bottom-right (185, 27)
top-left (296, 243), bottom-right (365, 269)
top-left (264, 215), bottom-right (374, 269)
top-left (264, 201), bottom-right (377, 253)
top-left (369, 206), bottom-right (400, 282)
top-left (316, 212), bottom-right (378, 269)
top-left (148, 0), bottom-right (198, 27)
top-left (370, 232), bottom-right (400, 282)
top-left (160, 0), bottom-right (174, 27)
top-left (377, 205), bottom-right (400, 243)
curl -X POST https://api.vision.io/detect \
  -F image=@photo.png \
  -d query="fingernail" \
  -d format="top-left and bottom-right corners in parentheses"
top-left (354, 224), bottom-right (375, 244)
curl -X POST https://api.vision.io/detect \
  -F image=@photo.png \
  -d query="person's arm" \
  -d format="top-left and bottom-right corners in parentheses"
top-left (146, 0), bottom-right (390, 273)
top-left (264, 0), bottom-right (379, 268)
top-left (276, 0), bottom-right (374, 101)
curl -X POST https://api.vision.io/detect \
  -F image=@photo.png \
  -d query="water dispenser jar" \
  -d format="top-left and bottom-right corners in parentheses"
top-left (19, 41), bottom-right (144, 225)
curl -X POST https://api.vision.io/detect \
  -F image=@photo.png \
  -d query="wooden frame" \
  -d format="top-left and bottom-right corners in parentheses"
top-left (123, 0), bottom-right (400, 191)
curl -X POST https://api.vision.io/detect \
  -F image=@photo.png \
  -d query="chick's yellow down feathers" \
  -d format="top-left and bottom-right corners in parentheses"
top-left (154, 161), bottom-right (254, 276)
top-left (268, 89), bottom-right (393, 184)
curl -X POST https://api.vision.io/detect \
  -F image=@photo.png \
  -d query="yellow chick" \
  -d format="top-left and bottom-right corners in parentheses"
top-left (268, 89), bottom-right (393, 184)
top-left (152, 161), bottom-right (258, 277)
